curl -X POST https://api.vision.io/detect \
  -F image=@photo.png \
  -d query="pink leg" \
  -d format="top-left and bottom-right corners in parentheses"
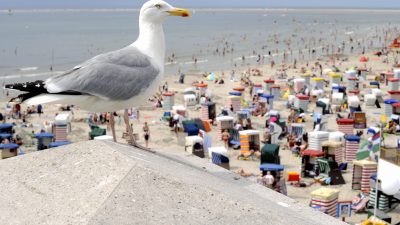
top-left (123, 109), bottom-right (154, 152)
top-left (109, 113), bottom-right (117, 142)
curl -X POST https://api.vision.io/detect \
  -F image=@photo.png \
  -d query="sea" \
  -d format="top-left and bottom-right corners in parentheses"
top-left (1, 8), bottom-right (400, 85)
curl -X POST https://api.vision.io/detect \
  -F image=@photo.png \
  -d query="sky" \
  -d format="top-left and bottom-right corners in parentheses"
top-left (2, 0), bottom-right (400, 9)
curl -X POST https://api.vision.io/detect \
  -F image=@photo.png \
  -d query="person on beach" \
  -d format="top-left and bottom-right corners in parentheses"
top-left (143, 122), bottom-right (150, 148)
top-left (288, 109), bottom-right (296, 124)
top-left (106, 113), bottom-right (112, 131)
top-left (178, 72), bottom-right (185, 84)
top-left (92, 113), bottom-right (98, 124)
top-left (262, 129), bottom-right (271, 144)
top-left (2, 137), bottom-right (10, 144)
top-left (162, 82), bottom-right (168, 92)
top-left (172, 114), bottom-right (180, 133)
top-left (15, 134), bottom-right (23, 146)
top-left (375, 99), bottom-right (381, 109)
top-left (264, 171), bottom-right (274, 189)
top-left (136, 109), bottom-right (140, 121)
top-left (222, 129), bottom-right (230, 148)
top-left (37, 104), bottom-right (43, 117)
top-left (230, 70), bottom-right (235, 81)
top-left (385, 121), bottom-right (400, 134)
top-left (235, 168), bottom-right (253, 177)
top-left (15, 103), bottom-right (21, 119)
top-left (257, 172), bottom-right (267, 186)
top-left (99, 113), bottom-right (104, 124)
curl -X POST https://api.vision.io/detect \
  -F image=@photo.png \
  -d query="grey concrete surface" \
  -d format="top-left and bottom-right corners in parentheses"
top-left (0, 141), bottom-right (345, 225)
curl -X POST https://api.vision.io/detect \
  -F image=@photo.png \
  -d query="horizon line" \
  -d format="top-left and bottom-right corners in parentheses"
top-left (3, 7), bottom-right (400, 13)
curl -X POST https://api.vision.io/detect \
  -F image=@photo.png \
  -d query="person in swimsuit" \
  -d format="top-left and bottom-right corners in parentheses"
top-left (222, 129), bottom-right (230, 148)
top-left (143, 122), bottom-right (150, 148)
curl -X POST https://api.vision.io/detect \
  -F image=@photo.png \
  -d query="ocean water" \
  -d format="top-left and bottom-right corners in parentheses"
top-left (1, 8), bottom-right (400, 83)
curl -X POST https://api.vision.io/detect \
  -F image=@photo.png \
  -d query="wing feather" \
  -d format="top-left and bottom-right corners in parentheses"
top-left (45, 47), bottom-right (160, 100)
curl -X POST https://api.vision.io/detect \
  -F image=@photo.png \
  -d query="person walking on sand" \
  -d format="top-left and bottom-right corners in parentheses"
top-left (249, 82), bottom-right (254, 96)
top-left (37, 104), bottom-right (43, 117)
top-left (222, 129), bottom-right (230, 149)
top-left (230, 70), bottom-right (235, 81)
top-left (143, 122), bottom-right (150, 148)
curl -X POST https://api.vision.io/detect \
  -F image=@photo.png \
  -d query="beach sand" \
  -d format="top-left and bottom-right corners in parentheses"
top-left (3, 50), bottom-right (400, 224)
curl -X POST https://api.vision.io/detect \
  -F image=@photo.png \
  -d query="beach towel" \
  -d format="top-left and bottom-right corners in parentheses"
top-left (352, 194), bottom-right (369, 213)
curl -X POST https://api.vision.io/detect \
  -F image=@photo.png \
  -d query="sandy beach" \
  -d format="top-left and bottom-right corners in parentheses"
top-left (2, 45), bottom-right (400, 224)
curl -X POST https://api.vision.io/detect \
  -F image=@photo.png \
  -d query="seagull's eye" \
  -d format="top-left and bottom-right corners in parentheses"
top-left (154, 4), bottom-right (162, 9)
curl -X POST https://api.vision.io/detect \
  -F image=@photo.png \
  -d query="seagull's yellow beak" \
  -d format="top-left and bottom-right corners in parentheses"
top-left (167, 8), bottom-right (191, 17)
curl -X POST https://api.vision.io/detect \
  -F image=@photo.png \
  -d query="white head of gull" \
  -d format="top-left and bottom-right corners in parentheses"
top-left (134, 0), bottom-right (190, 70)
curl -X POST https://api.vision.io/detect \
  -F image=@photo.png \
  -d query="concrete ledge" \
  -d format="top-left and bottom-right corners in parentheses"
top-left (0, 141), bottom-right (345, 225)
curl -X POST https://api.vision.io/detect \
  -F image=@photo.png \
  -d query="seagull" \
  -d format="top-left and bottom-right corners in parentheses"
top-left (5, 0), bottom-right (190, 150)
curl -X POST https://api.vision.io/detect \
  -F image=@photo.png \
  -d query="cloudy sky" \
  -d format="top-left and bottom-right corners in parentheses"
top-left (2, 0), bottom-right (400, 9)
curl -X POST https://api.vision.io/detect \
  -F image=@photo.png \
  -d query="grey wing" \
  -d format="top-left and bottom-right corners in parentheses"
top-left (45, 47), bottom-right (160, 100)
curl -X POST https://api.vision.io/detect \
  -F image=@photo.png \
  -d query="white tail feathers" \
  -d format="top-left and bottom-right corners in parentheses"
top-left (24, 94), bottom-right (75, 106)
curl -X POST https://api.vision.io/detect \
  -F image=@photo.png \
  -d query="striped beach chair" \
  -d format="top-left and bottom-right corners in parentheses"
top-left (211, 152), bottom-right (230, 170)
